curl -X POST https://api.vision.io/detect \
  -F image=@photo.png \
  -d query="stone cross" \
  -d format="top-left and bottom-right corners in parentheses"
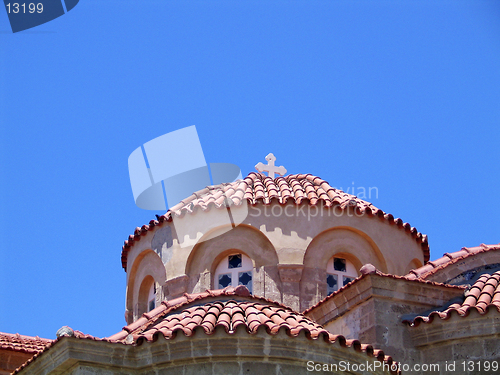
top-left (255, 153), bottom-right (287, 178)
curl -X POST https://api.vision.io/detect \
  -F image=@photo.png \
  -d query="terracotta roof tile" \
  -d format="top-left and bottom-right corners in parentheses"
top-left (0, 332), bottom-right (52, 354)
top-left (110, 286), bottom-right (333, 342)
top-left (122, 172), bottom-right (429, 270)
top-left (405, 243), bottom-right (500, 281)
top-left (15, 286), bottom-right (399, 373)
top-left (108, 286), bottom-right (396, 367)
top-left (406, 271), bottom-right (500, 326)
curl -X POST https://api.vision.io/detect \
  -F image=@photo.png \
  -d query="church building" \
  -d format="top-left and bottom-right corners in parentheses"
top-left (1, 156), bottom-right (499, 374)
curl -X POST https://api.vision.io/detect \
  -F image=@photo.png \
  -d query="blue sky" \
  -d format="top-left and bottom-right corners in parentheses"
top-left (0, 0), bottom-right (499, 340)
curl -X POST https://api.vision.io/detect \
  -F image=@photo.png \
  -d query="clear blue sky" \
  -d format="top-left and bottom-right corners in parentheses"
top-left (0, 0), bottom-right (498, 340)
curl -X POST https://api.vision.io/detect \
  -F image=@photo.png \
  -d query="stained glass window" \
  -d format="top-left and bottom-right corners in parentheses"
top-left (343, 276), bottom-right (354, 285)
top-left (326, 257), bottom-right (357, 295)
top-left (218, 273), bottom-right (232, 288)
top-left (326, 274), bottom-right (338, 296)
top-left (334, 257), bottom-right (346, 272)
top-left (215, 253), bottom-right (253, 293)
top-left (228, 254), bottom-right (242, 269)
top-left (238, 271), bottom-right (252, 292)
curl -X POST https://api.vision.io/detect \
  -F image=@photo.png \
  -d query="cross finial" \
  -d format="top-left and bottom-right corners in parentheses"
top-left (255, 153), bottom-right (287, 178)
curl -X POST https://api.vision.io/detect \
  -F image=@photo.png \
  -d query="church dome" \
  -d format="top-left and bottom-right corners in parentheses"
top-left (122, 172), bottom-right (429, 269)
top-left (122, 167), bottom-right (431, 322)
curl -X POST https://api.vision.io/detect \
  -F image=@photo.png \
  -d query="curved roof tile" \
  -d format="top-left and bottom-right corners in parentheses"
top-left (406, 243), bottom-right (500, 281)
top-left (0, 332), bottom-right (52, 354)
top-left (122, 172), bottom-right (429, 270)
top-left (110, 286), bottom-right (397, 368)
top-left (16, 287), bottom-right (399, 373)
top-left (405, 271), bottom-right (500, 326)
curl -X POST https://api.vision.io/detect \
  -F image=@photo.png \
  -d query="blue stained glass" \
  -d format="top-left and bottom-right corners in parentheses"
top-left (327, 274), bottom-right (338, 289)
top-left (343, 276), bottom-right (354, 286)
top-left (218, 274), bottom-right (232, 288)
top-left (228, 254), bottom-right (242, 269)
top-left (238, 271), bottom-right (252, 293)
top-left (239, 271), bottom-right (252, 285)
top-left (334, 258), bottom-right (346, 272)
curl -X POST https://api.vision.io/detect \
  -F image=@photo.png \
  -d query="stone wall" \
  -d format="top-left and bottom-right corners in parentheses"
top-left (409, 312), bottom-right (500, 375)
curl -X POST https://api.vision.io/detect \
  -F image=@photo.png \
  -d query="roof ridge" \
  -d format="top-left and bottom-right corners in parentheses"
top-left (406, 243), bottom-right (500, 280)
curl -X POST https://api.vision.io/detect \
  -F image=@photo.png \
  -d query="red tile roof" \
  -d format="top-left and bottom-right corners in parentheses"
top-left (122, 172), bottom-right (429, 270)
top-left (0, 332), bottom-right (52, 354)
top-left (116, 286), bottom-right (340, 343)
top-left (108, 286), bottom-right (398, 367)
top-left (15, 287), bottom-right (399, 373)
top-left (303, 265), bottom-right (466, 315)
top-left (405, 271), bottom-right (500, 326)
top-left (405, 243), bottom-right (500, 280)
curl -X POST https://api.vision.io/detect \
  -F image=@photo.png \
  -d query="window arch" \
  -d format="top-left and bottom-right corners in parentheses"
top-left (214, 253), bottom-right (253, 293)
top-left (326, 256), bottom-right (357, 295)
top-left (137, 275), bottom-right (155, 317)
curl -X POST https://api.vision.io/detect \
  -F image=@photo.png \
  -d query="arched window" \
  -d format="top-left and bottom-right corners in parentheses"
top-left (137, 275), bottom-right (156, 318)
top-left (326, 257), bottom-right (357, 295)
top-left (147, 283), bottom-right (156, 312)
top-left (214, 253), bottom-right (253, 293)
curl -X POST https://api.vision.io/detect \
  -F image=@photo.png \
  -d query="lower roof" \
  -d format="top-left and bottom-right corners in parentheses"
top-left (0, 332), bottom-right (52, 354)
top-left (405, 270), bottom-right (500, 326)
top-left (13, 286), bottom-right (399, 373)
top-left (406, 243), bottom-right (500, 280)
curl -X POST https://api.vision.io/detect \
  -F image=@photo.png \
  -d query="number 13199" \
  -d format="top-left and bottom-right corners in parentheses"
top-left (6, 3), bottom-right (44, 13)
